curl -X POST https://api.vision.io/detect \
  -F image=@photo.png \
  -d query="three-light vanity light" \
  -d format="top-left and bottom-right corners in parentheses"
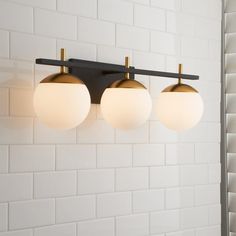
top-left (34, 48), bottom-right (204, 131)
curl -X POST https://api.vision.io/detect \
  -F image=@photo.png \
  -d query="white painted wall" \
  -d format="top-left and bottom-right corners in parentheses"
top-left (0, 0), bottom-right (222, 235)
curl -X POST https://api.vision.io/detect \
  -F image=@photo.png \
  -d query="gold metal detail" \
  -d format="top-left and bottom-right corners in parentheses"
top-left (60, 48), bottom-right (66, 73)
top-left (161, 63), bottom-right (198, 93)
top-left (109, 79), bottom-right (146, 89)
top-left (108, 56), bottom-right (146, 89)
top-left (125, 56), bottom-right (130, 80)
top-left (162, 83), bottom-right (198, 92)
top-left (40, 48), bottom-right (84, 84)
top-left (178, 63), bottom-right (182, 84)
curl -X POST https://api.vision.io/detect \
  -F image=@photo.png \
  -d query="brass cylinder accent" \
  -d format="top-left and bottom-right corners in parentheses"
top-left (125, 56), bottom-right (130, 80)
top-left (60, 48), bottom-right (66, 73)
top-left (178, 63), bottom-right (182, 84)
top-left (39, 48), bottom-right (84, 84)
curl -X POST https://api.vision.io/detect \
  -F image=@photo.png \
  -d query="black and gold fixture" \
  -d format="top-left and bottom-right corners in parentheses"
top-left (100, 57), bottom-right (152, 130)
top-left (34, 48), bottom-right (91, 130)
top-left (156, 64), bottom-right (203, 131)
top-left (34, 49), bottom-right (203, 131)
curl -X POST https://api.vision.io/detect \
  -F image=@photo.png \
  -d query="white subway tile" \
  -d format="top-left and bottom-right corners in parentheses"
top-left (134, 5), bottom-right (165, 30)
top-left (179, 123), bottom-right (220, 143)
top-left (133, 51), bottom-right (165, 71)
top-left (97, 46), bottom-right (132, 65)
top-left (116, 123), bottom-right (149, 143)
top-left (181, 37), bottom-right (208, 59)
top-left (56, 196), bottom-right (95, 223)
top-left (116, 214), bottom-right (149, 236)
top-left (77, 120), bottom-right (115, 143)
top-left (209, 40), bottom-right (221, 60)
top-left (9, 0), bottom-right (56, 9)
top-left (166, 144), bottom-right (194, 165)
top-left (78, 18), bottom-right (115, 46)
top-left (150, 166), bottom-right (179, 188)
top-left (166, 187), bottom-right (194, 209)
top-left (98, 0), bottom-right (133, 25)
top-left (56, 145), bottom-right (96, 170)
top-left (116, 25), bottom-right (149, 51)
top-left (0, 59), bottom-right (33, 88)
top-left (202, 101), bottom-right (220, 122)
top-left (151, 31), bottom-right (176, 55)
top-left (116, 168), bottom-right (148, 191)
top-left (195, 18), bottom-right (221, 40)
top-left (0, 204), bottom-right (7, 232)
top-left (78, 218), bottom-right (114, 236)
top-left (208, 205), bottom-right (221, 225)
top-left (195, 143), bottom-right (220, 163)
top-left (35, 9), bottom-right (77, 40)
top-left (209, 164), bottom-right (221, 183)
top-left (34, 119), bottom-right (76, 144)
top-left (0, 88), bottom-right (9, 116)
top-left (34, 223), bottom-right (76, 236)
top-left (0, 1), bottom-right (32, 33)
top-left (97, 192), bottom-right (131, 217)
top-left (0, 146), bottom-right (8, 173)
top-left (97, 144), bottom-right (132, 168)
top-left (166, 230), bottom-right (195, 236)
top-left (133, 144), bottom-right (165, 166)
top-left (151, 0), bottom-right (178, 10)
top-left (180, 207), bottom-right (208, 229)
top-left (10, 89), bottom-right (34, 116)
top-left (195, 184), bottom-right (220, 206)
top-left (57, 40), bottom-right (96, 61)
top-left (133, 189), bottom-right (164, 213)
top-left (150, 121), bottom-right (178, 143)
top-left (0, 173), bottom-right (32, 202)
top-left (78, 169), bottom-right (114, 194)
top-left (57, 0), bottom-right (97, 18)
top-left (10, 145), bottom-right (55, 172)
top-left (9, 199), bottom-right (55, 230)
top-left (150, 210), bottom-right (180, 234)
top-left (196, 226), bottom-right (221, 236)
top-left (34, 171), bottom-right (76, 198)
top-left (0, 118), bottom-right (33, 144)
top-left (0, 30), bottom-right (9, 58)
top-left (180, 165), bottom-right (208, 186)
top-left (0, 230), bottom-right (32, 236)
top-left (167, 12), bottom-right (177, 33)
top-left (11, 33), bottom-right (56, 61)
top-left (177, 13), bottom-right (195, 36)
top-left (182, 0), bottom-right (208, 16)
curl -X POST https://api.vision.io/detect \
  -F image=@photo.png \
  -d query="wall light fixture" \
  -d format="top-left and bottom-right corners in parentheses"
top-left (156, 64), bottom-right (204, 131)
top-left (34, 49), bottom-right (91, 130)
top-left (35, 48), bottom-right (203, 131)
top-left (100, 57), bottom-right (152, 130)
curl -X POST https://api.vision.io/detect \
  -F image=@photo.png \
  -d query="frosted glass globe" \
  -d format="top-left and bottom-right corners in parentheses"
top-left (156, 92), bottom-right (204, 131)
top-left (34, 83), bottom-right (91, 130)
top-left (101, 88), bottom-right (152, 130)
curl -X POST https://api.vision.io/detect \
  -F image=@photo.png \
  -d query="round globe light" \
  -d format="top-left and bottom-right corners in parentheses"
top-left (101, 80), bottom-right (152, 130)
top-left (156, 83), bottom-right (204, 131)
top-left (34, 74), bottom-right (91, 130)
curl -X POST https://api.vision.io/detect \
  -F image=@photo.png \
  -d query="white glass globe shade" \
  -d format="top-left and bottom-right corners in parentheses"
top-left (156, 92), bottom-right (204, 131)
top-left (101, 88), bottom-right (152, 130)
top-left (34, 83), bottom-right (91, 130)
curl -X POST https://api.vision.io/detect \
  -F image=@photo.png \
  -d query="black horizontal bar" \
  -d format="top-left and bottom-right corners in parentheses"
top-left (36, 58), bottom-right (199, 80)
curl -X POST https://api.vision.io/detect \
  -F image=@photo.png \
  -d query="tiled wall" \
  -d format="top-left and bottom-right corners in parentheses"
top-left (0, 0), bottom-right (222, 235)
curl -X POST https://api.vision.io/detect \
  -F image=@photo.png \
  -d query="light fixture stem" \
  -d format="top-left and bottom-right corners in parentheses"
top-left (125, 56), bottom-right (130, 80)
top-left (60, 48), bottom-right (66, 73)
top-left (178, 63), bottom-right (182, 84)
